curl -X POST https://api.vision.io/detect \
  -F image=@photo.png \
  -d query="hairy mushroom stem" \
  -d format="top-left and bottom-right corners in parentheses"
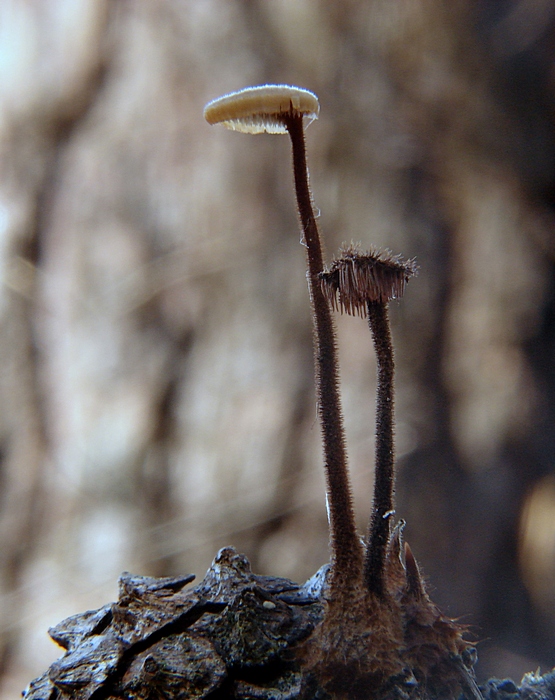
top-left (204, 86), bottom-right (362, 593)
top-left (364, 299), bottom-right (396, 597)
top-left (282, 113), bottom-right (361, 591)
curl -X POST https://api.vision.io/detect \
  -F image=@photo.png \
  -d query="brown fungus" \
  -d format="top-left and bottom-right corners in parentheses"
top-left (321, 247), bottom-right (480, 700)
top-left (321, 245), bottom-right (417, 598)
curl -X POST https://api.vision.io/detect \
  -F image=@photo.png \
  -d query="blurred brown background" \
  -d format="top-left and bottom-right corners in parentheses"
top-left (2, 0), bottom-right (555, 695)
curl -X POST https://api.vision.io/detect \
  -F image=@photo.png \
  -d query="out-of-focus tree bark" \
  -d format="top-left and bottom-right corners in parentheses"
top-left (1, 1), bottom-right (555, 696)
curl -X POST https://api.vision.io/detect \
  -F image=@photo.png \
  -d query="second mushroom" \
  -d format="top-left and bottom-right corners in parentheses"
top-left (320, 244), bottom-right (417, 598)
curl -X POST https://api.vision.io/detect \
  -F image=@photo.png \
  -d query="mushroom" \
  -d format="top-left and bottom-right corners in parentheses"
top-left (320, 245), bottom-right (417, 597)
top-left (204, 85), bottom-right (362, 595)
top-left (203, 84), bottom-right (319, 133)
top-left (205, 89), bottom-right (481, 700)
top-left (321, 247), bottom-right (483, 698)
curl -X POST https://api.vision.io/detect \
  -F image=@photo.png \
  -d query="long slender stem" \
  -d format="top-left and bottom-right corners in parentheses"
top-left (283, 112), bottom-right (362, 589)
top-left (364, 300), bottom-right (395, 597)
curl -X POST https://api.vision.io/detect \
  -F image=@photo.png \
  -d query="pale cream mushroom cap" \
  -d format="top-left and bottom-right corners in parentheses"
top-left (203, 84), bottom-right (319, 134)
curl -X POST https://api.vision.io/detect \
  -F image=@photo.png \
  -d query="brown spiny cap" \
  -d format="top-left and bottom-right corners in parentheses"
top-left (320, 245), bottom-right (418, 315)
top-left (203, 84), bottom-right (319, 134)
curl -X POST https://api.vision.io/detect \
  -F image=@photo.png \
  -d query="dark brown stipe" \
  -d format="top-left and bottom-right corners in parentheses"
top-left (364, 299), bottom-right (396, 597)
top-left (204, 86), bottom-right (362, 596)
top-left (282, 112), bottom-right (362, 592)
